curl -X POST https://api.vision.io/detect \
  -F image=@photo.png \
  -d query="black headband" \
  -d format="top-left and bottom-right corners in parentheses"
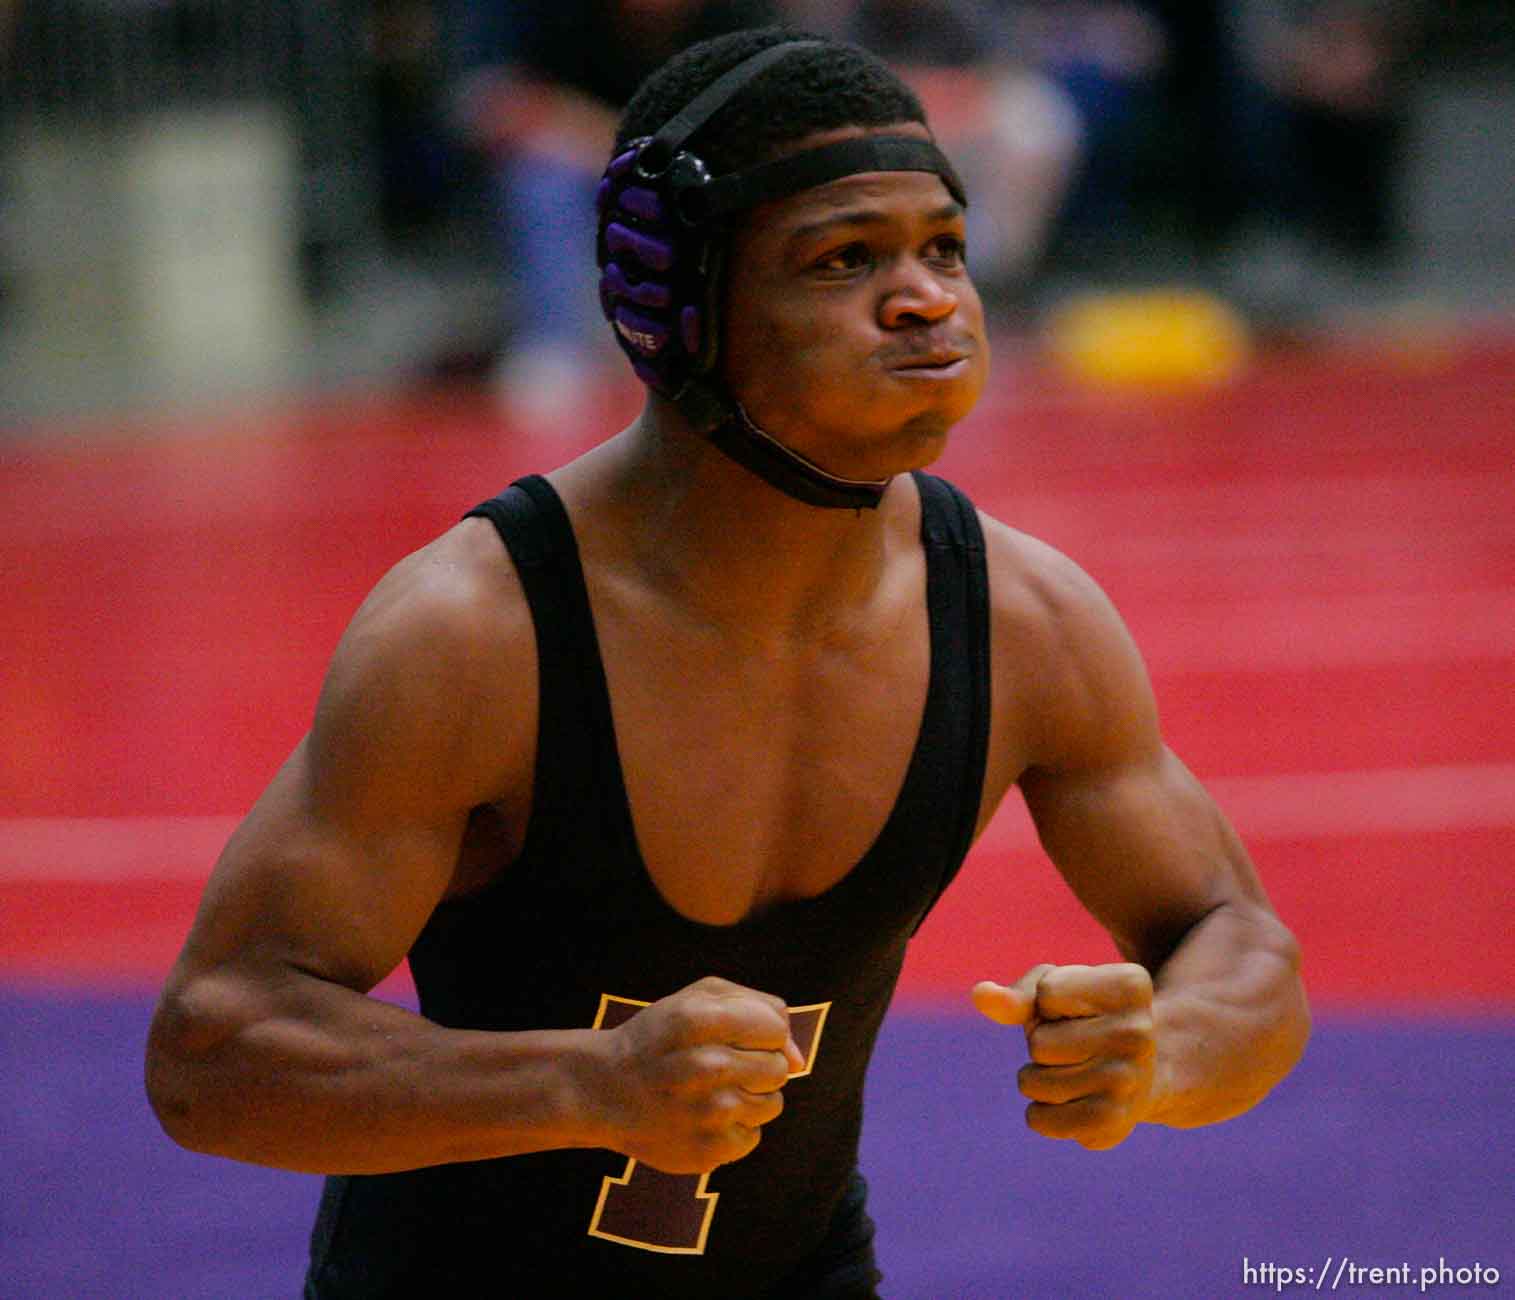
top-left (631, 39), bottom-right (965, 226)
top-left (676, 134), bottom-right (966, 225)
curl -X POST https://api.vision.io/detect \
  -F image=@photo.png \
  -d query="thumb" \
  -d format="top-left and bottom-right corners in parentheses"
top-left (971, 964), bottom-right (1056, 1027)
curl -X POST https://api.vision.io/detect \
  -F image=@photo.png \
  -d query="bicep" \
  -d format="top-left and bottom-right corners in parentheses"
top-left (998, 529), bottom-right (1269, 964)
top-left (177, 734), bottom-right (469, 997)
top-left (170, 530), bottom-right (532, 997)
top-left (1020, 747), bottom-right (1270, 967)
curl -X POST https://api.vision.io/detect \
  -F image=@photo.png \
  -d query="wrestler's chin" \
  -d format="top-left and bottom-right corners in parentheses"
top-left (892, 388), bottom-right (980, 463)
top-left (894, 419), bottom-right (954, 470)
top-left (896, 366), bottom-right (985, 444)
top-left (841, 420), bottom-right (954, 483)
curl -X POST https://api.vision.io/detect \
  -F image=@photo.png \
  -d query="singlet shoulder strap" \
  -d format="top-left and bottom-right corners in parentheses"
top-left (463, 475), bottom-right (613, 858)
top-left (465, 475), bottom-right (558, 570)
top-left (463, 474), bottom-right (594, 656)
top-left (910, 470), bottom-right (992, 928)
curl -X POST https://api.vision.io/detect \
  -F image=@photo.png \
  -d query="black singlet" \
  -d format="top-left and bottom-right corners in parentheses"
top-left (304, 471), bottom-right (991, 1298)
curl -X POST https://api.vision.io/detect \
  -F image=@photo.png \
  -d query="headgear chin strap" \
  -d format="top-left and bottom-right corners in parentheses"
top-left (596, 40), bottom-right (967, 511)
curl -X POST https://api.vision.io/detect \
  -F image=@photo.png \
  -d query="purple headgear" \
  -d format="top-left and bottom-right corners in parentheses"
top-left (595, 40), bottom-right (967, 509)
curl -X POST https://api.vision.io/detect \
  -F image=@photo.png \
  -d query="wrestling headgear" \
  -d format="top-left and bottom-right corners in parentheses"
top-left (596, 40), bottom-right (967, 510)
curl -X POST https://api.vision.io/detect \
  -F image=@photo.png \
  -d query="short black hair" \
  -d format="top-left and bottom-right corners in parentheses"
top-left (614, 26), bottom-right (929, 175)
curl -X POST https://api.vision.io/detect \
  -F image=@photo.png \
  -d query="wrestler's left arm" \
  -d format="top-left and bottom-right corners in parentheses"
top-left (972, 520), bottom-right (1310, 1149)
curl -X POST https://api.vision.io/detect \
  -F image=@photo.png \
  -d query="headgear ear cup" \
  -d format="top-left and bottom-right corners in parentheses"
top-left (596, 144), bottom-right (693, 396)
top-left (597, 40), bottom-right (829, 416)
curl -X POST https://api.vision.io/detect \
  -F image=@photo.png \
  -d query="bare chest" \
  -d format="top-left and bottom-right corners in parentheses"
top-left (589, 586), bottom-right (932, 927)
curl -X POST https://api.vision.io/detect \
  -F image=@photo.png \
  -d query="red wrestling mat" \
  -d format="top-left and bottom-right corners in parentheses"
top-left (4, 336), bottom-right (1513, 1008)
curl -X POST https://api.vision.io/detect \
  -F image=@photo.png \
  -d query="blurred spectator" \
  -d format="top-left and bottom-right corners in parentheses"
top-left (999, 1), bottom-right (1420, 325)
top-left (366, 0), bottom-right (462, 243)
top-left (825, 0), bottom-right (1085, 310)
top-left (1182, 0), bottom-right (1422, 327)
top-left (447, 0), bottom-right (778, 422)
top-left (1002, 1), bottom-right (1170, 270)
top-left (1231, 0), bottom-right (1418, 259)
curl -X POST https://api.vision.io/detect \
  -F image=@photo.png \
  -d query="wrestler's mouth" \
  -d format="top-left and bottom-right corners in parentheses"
top-left (884, 337), bottom-right (975, 375)
top-left (889, 351), bottom-right (971, 377)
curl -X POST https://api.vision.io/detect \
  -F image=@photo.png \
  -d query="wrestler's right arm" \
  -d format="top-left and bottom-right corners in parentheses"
top-left (145, 521), bottom-right (795, 1176)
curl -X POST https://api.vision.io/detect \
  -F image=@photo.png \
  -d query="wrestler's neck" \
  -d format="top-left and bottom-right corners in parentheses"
top-left (557, 407), bottom-right (908, 635)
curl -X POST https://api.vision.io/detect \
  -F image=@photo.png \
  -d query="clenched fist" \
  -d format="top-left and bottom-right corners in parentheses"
top-left (972, 962), bottom-right (1158, 1151)
top-left (591, 977), bottom-right (806, 1175)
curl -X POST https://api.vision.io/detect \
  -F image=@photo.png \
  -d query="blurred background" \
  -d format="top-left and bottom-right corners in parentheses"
top-left (3, 2), bottom-right (1513, 1297)
top-left (2, 0), bottom-right (1514, 424)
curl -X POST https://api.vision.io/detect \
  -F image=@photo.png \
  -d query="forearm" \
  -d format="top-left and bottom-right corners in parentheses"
top-left (146, 969), bottom-right (610, 1175)
top-left (1143, 900), bottom-right (1310, 1129)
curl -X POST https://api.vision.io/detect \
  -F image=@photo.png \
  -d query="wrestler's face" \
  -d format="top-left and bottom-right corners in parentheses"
top-left (720, 123), bottom-right (989, 483)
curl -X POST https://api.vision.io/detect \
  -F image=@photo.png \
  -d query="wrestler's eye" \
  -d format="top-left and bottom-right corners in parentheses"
top-left (926, 234), bottom-right (967, 267)
top-left (815, 243), bottom-right (872, 274)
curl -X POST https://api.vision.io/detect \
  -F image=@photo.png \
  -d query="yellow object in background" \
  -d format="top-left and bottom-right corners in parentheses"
top-left (1044, 288), bottom-right (1252, 390)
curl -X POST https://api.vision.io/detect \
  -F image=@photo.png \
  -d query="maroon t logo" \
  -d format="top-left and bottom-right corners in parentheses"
top-left (586, 993), bottom-right (831, 1254)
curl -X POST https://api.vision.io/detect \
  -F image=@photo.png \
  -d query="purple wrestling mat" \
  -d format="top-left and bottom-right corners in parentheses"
top-left (3, 992), bottom-right (1511, 1298)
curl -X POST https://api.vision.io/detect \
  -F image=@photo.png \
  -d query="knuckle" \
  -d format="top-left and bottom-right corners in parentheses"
top-left (675, 993), bottom-right (724, 1041)
top-left (748, 1055), bottom-right (787, 1094)
top-left (1033, 1019), bottom-right (1090, 1062)
top-left (701, 1124), bottom-right (757, 1170)
top-left (744, 996), bottom-right (787, 1039)
top-left (663, 999), bottom-right (699, 1041)
top-left (1114, 963), bottom-right (1154, 1002)
top-left (706, 1087), bottom-right (743, 1121)
top-left (1044, 963), bottom-right (1091, 994)
top-left (1019, 1064), bottom-right (1072, 1105)
top-left (687, 1044), bottom-right (728, 1080)
top-left (1027, 1034), bottom-right (1065, 1066)
top-left (1106, 1019), bottom-right (1154, 1056)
